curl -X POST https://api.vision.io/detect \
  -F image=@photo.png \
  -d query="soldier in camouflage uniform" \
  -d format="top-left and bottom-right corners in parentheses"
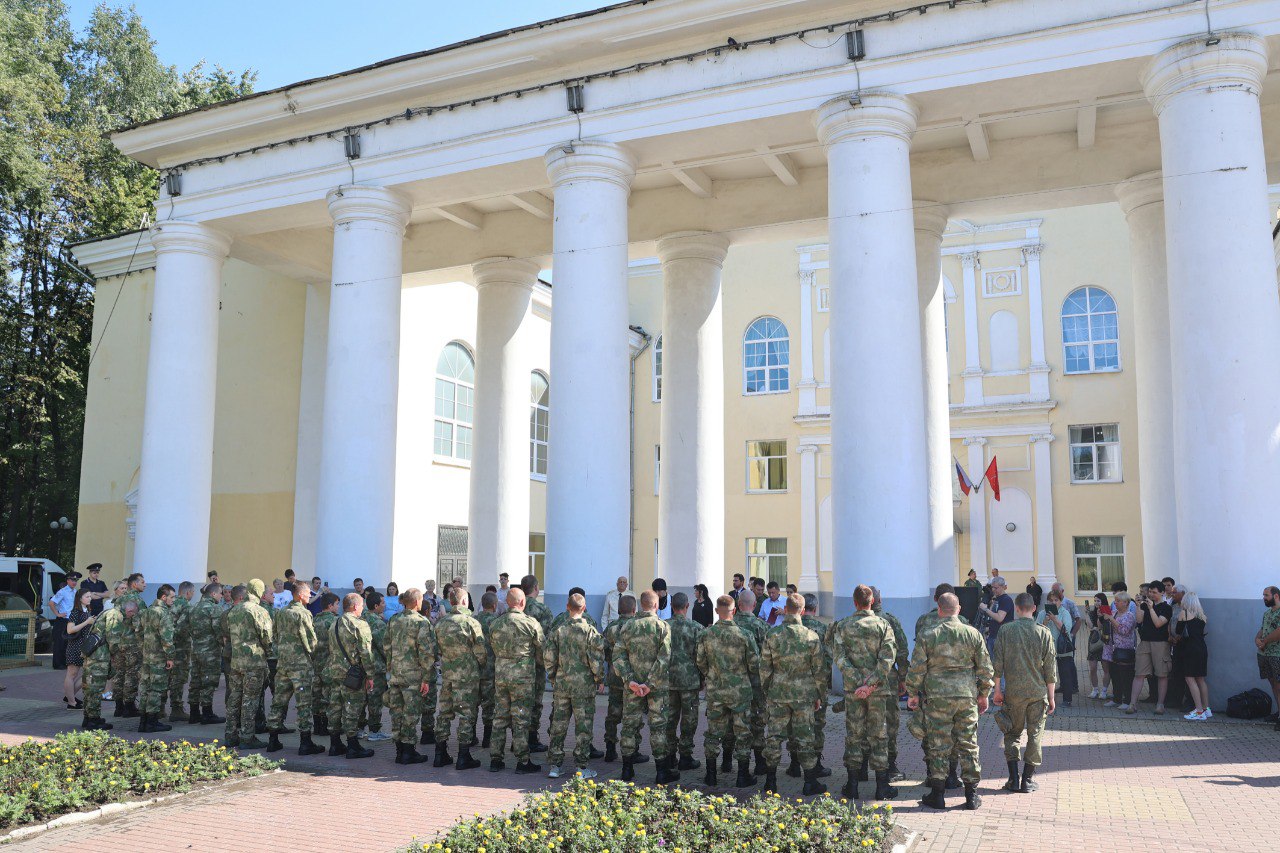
top-left (473, 592), bottom-right (500, 748)
top-left (991, 592), bottom-right (1057, 794)
top-left (255, 584), bottom-right (277, 736)
top-left (906, 592), bottom-right (994, 811)
top-left (828, 585), bottom-right (897, 801)
top-left (115, 573), bottom-right (148, 718)
top-left (82, 599), bottom-right (136, 730)
top-left (664, 593), bottom-right (703, 771)
top-left (760, 593), bottom-right (827, 796)
top-left (912, 582), bottom-right (969, 789)
top-left (384, 588), bottom-right (433, 764)
top-left (869, 586), bottom-right (910, 782)
top-left (796, 594), bottom-right (832, 780)
top-left (545, 593), bottom-right (604, 778)
top-left (311, 592), bottom-right (340, 735)
top-left (323, 593), bottom-right (377, 759)
top-left (224, 583), bottom-right (274, 749)
top-left (602, 594), bottom-right (639, 763)
top-left (266, 582), bottom-right (325, 756)
top-left (138, 585), bottom-right (177, 733)
top-left (731, 590), bottom-right (768, 774)
top-left (696, 595), bottom-right (759, 788)
top-left (521, 575), bottom-right (553, 753)
top-left (359, 591), bottom-right (390, 742)
top-left (164, 582), bottom-right (195, 722)
top-left (433, 586), bottom-right (487, 769)
top-left (488, 588), bottom-right (545, 774)
top-left (189, 583), bottom-right (225, 725)
top-left (614, 590), bottom-right (676, 784)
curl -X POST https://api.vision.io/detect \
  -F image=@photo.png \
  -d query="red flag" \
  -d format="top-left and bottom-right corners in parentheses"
top-left (983, 456), bottom-right (1001, 501)
top-left (954, 458), bottom-right (974, 495)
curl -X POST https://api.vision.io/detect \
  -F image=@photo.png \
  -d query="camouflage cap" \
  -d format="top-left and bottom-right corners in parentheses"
top-left (247, 578), bottom-right (265, 598)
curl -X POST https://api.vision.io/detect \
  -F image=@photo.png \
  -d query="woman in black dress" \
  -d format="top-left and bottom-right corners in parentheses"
top-left (63, 589), bottom-right (97, 709)
top-left (691, 584), bottom-right (713, 627)
top-left (1173, 590), bottom-right (1210, 720)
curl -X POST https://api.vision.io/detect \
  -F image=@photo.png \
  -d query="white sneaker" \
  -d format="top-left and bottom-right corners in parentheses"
top-left (547, 765), bottom-right (561, 778)
top-left (1104, 700), bottom-right (1117, 707)
top-left (577, 768), bottom-right (597, 780)
top-left (1183, 711), bottom-right (1205, 721)
top-left (1203, 708), bottom-right (1213, 718)
top-left (366, 731), bottom-right (391, 742)
top-left (1087, 688), bottom-right (1098, 699)
top-left (102, 691), bottom-right (113, 701)
top-left (357, 728), bottom-right (370, 739)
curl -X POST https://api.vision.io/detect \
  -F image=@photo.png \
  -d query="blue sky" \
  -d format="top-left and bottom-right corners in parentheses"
top-left (66, 1), bottom-right (608, 90)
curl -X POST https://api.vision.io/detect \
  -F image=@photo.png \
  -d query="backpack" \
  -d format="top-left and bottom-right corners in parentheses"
top-left (1225, 688), bottom-right (1273, 719)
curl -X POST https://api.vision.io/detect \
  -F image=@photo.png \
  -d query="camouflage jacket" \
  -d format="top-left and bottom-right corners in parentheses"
top-left (525, 598), bottom-right (553, 645)
top-left (140, 601), bottom-right (175, 662)
top-left (118, 590), bottom-right (146, 638)
top-left (603, 614), bottom-right (632, 689)
top-left (801, 614), bottom-right (833, 695)
top-left (905, 615), bottom-right (994, 700)
top-left (168, 596), bottom-right (192, 649)
top-left (696, 617), bottom-right (760, 706)
top-left (90, 606), bottom-right (128, 663)
top-left (761, 613), bottom-right (824, 704)
top-left (225, 599), bottom-right (273, 667)
top-left (545, 615), bottom-right (604, 698)
top-left (613, 611), bottom-right (671, 691)
top-left (313, 611), bottom-right (337, 670)
top-left (474, 610), bottom-right (499, 677)
top-left (384, 609), bottom-right (433, 682)
top-left (259, 598), bottom-right (277, 659)
top-left (828, 611), bottom-right (896, 696)
top-left (434, 611), bottom-right (487, 683)
top-left (733, 612), bottom-right (768, 653)
top-left (325, 612), bottom-right (375, 679)
top-left (362, 610), bottom-right (388, 673)
top-left (488, 610), bottom-right (544, 684)
top-left (914, 608), bottom-right (970, 643)
top-left (191, 596), bottom-right (223, 656)
top-left (873, 604), bottom-right (910, 681)
top-left (274, 601), bottom-right (317, 669)
top-left (667, 614), bottom-right (704, 691)
top-left (991, 616), bottom-right (1057, 699)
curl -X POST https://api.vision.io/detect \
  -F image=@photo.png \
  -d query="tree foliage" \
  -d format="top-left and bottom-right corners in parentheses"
top-left (0, 0), bottom-right (254, 561)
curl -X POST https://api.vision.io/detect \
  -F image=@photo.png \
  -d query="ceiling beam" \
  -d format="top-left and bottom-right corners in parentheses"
top-left (669, 165), bottom-right (714, 198)
top-left (432, 203), bottom-right (484, 230)
top-left (963, 115), bottom-right (991, 162)
top-left (1077, 100), bottom-right (1098, 150)
top-left (758, 147), bottom-right (799, 186)
top-left (508, 191), bottom-right (553, 219)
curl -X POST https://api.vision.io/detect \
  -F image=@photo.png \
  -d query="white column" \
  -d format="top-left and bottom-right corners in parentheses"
top-left (1115, 172), bottom-right (1180, 580)
top-left (964, 437), bottom-right (989, 582)
top-left (815, 93), bottom-right (929, 615)
top-left (655, 231), bottom-right (728, 597)
top-left (1142, 34), bottom-right (1280, 598)
top-left (797, 269), bottom-right (818, 416)
top-left (797, 443), bottom-right (820, 594)
top-left (1022, 244), bottom-right (1051, 400)
top-left (544, 141), bottom-right (636, 608)
top-left (959, 252), bottom-right (984, 406)
top-left (290, 281), bottom-right (330, 578)
top-left (314, 186), bottom-right (411, 588)
top-left (134, 221), bottom-right (231, 580)
top-left (467, 257), bottom-right (539, 586)
top-left (915, 201), bottom-right (956, 591)
top-left (1029, 433), bottom-right (1058, 587)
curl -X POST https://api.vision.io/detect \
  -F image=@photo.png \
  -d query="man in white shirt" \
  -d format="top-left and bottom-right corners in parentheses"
top-left (758, 581), bottom-right (786, 627)
top-left (49, 573), bottom-right (80, 670)
top-left (1050, 582), bottom-right (1083, 640)
top-left (601, 576), bottom-right (630, 628)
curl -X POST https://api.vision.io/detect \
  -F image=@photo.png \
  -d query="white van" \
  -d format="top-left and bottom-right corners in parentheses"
top-left (0, 557), bottom-right (67, 651)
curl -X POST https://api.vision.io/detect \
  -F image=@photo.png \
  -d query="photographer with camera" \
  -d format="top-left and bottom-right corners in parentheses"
top-left (1127, 581), bottom-right (1172, 715)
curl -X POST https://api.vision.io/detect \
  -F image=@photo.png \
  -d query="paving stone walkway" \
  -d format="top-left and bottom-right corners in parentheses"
top-left (0, 658), bottom-right (1276, 852)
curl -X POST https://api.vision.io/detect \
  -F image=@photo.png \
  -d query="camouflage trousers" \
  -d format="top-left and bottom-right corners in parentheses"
top-left (724, 685), bottom-right (765, 756)
top-left (118, 643), bottom-right (142, 704)
top-left (225, 664), bottom-right (267, 741)
top-left (999, 696), bottom-right (1048, 766)
top-left (703, 696), bottom-right (752, 763)
top-left (604, 684), bottom-right (624, 745)
top-left (138, 657), bottom-right (170, 715)
top-left (360, 671), bottom-right (387, 733)
top-left (387, 673), bottom-right (425, 743)
top-left (664, 688), bottom-right (700, 758)
top-left (166, 649), bottom-right (191, 710)
top-left (792, 696), bottom-right (827, 762)
top-left (529, 664), bottom-right (547, 737)
top-left (312, 667), bottom-right (327, 723)
top-left (922, 697), bottom-right (981, 784)
top-left (884, 692), bottom-right (900, 763)
top-left (435, 675), bottom-right (479, 746)
top-left (547, 691), bottom-right (595, 768)
top-left (109, 646), bottom-right (127, 699)
top-left (492, 677), bottom-right (534, 763)
top-left (324, 672), bottom-right (367, 738)
top-left (764, 698), bottom-right (817, 772)
top-left (845, 694), bottom-right (889, 772)
top-left (621, 687), bottom-right (669, 760)
top-left (268, 664), bottom-right (315, 733)
top-left (189, 648), bottom-right (221, 707)
top-left (83, 656), bottom-right (111, 719)
top-left (419, 668), bottom-right (438, 740)
top-left (479, 670), bottom-right (494, 730)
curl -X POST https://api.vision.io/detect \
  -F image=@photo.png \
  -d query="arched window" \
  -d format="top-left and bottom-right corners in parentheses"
top-left (652, 335), bottom-right (663, 402)
top-left (530, 371), bottom-right (549, 479)
top-left (1061, 287), bottom-right (1119, 374)
top-left (744, 316), bottom-right (790, 394)
top-left (434, 342), bottom-right (475, 461)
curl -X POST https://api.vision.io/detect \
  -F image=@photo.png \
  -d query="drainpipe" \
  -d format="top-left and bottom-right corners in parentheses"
top-left (628, 325), bottom-right (652, 584)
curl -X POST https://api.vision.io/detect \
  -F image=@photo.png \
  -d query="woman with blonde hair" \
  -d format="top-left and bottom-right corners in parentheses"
top-left (1102, 591), bottom-right (1137, 710)
top-left (1174, 590), bottom-right (1211, 720)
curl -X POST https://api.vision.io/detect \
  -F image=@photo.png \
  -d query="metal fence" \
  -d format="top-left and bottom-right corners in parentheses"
top-left (0, 610), bottom-right (36, 668)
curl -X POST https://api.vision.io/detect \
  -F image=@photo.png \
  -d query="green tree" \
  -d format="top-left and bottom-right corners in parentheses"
top-left (0, 0), bottom-right (254, 562)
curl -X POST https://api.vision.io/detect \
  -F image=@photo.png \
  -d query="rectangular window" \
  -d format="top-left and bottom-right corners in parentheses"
top-left (653, 445), bottom-right (661, 496)
top-left (652, 336), bottom-right (663, 402)
top-left (530, 406), bottom-right (549, 478)
top-left (528, 533), bottom-right (546, 588)
top-left (1073, 535), bottom-right (1124, 594)
top-left (747, 440), bottom-right (788, 492)
top-left (1069, 424), bottom-right (1121, 483)
top-left (746, 537), bottom-right (788, 588)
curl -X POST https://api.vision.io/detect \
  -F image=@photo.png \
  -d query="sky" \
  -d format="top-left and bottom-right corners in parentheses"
top-left (66, 0), bottom-right (611, 91)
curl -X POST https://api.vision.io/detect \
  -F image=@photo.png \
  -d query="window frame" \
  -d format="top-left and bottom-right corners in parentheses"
top-left (743, 316), bottom-right (791, 396)
top-left (746, 439), bottom-right (789, 494)
top-left (1061, 286), bottom-right (1121, 375)
top-left (529, 371), bottom-right (549, 481)
top-left (528, 532), bottom-right (546, 588)
top-left (1072, 535), bottom-right (1125, 595)
top-left (652, 334), bottom-right (662, 402)
top-left (434, 341), bottom-right (476, 464)
top-left (1068, 423), bottom-right (1122, 484)
top-left (745, 537), bottom-right (789, 588)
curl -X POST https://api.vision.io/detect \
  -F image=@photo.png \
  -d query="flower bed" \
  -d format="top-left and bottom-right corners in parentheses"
top-left (422, 777), bottom-right (895, 852)
top-left (0, 731), bottom-right (278, 829)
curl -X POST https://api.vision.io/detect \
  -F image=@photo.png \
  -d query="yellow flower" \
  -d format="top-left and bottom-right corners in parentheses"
top-left (801, 833), bottom-right (809, 841)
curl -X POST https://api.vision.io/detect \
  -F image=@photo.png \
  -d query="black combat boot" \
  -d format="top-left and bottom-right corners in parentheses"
top-left (762, 767), bottom-right (778, 793)
top-left (704, 756), bottom-right (717, 786)
top-left (528, 732), bottom-right (547, 753)
top-left (655, 755), bottom-right (680, 785)
top-left (113, 701), bottom-right (123, 718)
top-left (752, 748), bottom-right (767, 777)
top-left (873, 770), bottom-right (897, 801)
top-left (136, 713), bottom-right (151, 733)
top-left (633, 751), bottom-right (649, 765)
top-left (254, 711), bottom-right (268, 734)
top-left (678, 753), bottom-right (700, 771)
top-left (1019, 763), bottom-right (1037, 793)
top-left (189, 703), bottom-right (200, 723)
top-left (224, 735), bottom-right (241, 749)
top-left (328, 733), bottom-right (348, 756)
top-left (719, 748), bottom-right (733, 772)
top-left (240, 733), bottom-right (267, 749)
top-left (620, 754), bottom-right (636, 782)
top-left (489, 757), bottom-right (505, 772)
top-left (151, 714), bottom-right (172, 732)
top-left (433, 741), bottom-right (453, 767)
top-left (842, 772), bottom-right (859, 800)
top-left (963, 782), bottom-right (982, 810)
top-left (785, 757), bottom-right (802, 778)
top-left (604, 741), bottom-right (617, 763)
top-left (481, 723), bottom-right (491, 749)
top-left (515, 757), bottom-right (542, 774)
top-left (404, 740), bottom-right (430, 765)
top-left (455, 743), bottom-right (480, 770)
top-left (393, 741), bottom-right (406, 763)
top-left (345, 735), bottom-right (374, 759)
top-left (81, 713), bottom-right (95, 730)
top-left (420, 726), bottom-right (436, 746)
top-left (1002, 760), bottom-right (1020, 792)
top-left (202, 705), bottom-right (225, 725)
top-left (589, 745), bottom-right (605, 760)
top-left (803, 767), bottom-right (828, 797)
top-left (168, 705), bottom-right (188, 723)
top-left (298, 732), bottom-right (325, 756)
top-left (920, 779), bottom-right (947, 809)
top-left (813, 760), bottom-right (832, 779)
top-left (97, 716), bottom-right (113, 730)
top-left (266, 732), bottom-right (284, 752)
top-left (312, 713), bottom-right (329, 736)
top-left (945, 760), bottom-right (961, 790)
top-left (735, 758), bottom-right (756, 788)
top-left (121, 701), bottom-right (140, 718)
top-left (886, 758), bottom-right (904, 782)
top-left (855, 756), bottom-right (869, 782)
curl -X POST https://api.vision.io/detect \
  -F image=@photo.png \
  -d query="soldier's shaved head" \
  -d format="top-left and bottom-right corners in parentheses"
top-left (937, 592), bottom-right (960, 615)
top-left (803, 594), bottom-right (818, 614)
top-left (449, 585), bottom-right (467, 606)
top-left (568, 593), bottom-right (586, 613)
top-left (639, 590), bottom-right (658, 611)
top-left (230, 585), bottom-right (247, 603)
top-left (121, 599), bottom-right (139, 616)
top-left (854, 585), bottom-right (874, 609)
top-left (480, 591), bottom-right (497, 611)
top-left (1014, 592), bottom-right (1036, 612)
top-left (401, 588), bottom-right (423, 610)
top-left (933, 582), bottom-right (955, 602)
top-left (506, 588), bottom-right (526, 609)
top-left (342, 592), bottom-right (363, 613)
top-left (520, 574), bottom-right (539, 594)
top-left (736, 590), bottom-right (756, 611)
top-left (671, 592), bottom-right (689, 612)
top-left (785, 592), bottom-right (804, 614)
top-left (715, 595), bottom-right (734, 619)
top-left (618, 594), bottom-right (637, 615)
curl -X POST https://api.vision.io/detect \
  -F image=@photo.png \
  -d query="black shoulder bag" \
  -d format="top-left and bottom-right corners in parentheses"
top-left (335, 618), bottom-right (367, 690)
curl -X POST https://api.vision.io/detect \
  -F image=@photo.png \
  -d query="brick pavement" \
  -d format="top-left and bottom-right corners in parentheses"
top-left (1, 656), bottom-right (1277, 852)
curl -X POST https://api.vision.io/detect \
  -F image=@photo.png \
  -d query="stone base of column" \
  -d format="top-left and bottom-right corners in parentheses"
top-left (1200, 596), bottom-right (1264, 709)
